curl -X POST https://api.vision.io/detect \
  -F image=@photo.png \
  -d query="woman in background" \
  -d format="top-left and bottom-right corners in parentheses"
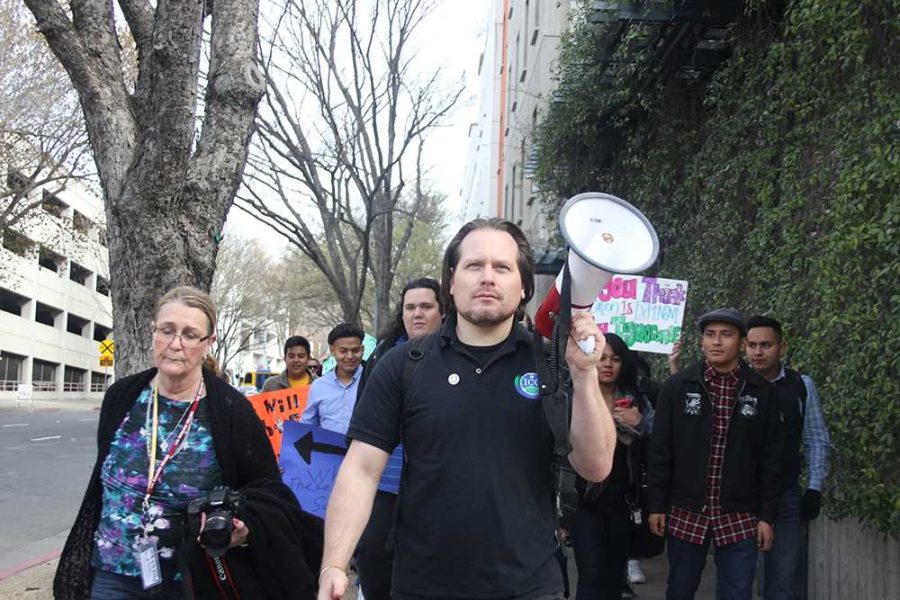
top-left (571, 333), bottom-right (654, 600)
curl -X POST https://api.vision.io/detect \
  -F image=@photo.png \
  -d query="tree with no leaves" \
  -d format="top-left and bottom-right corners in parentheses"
top-left (21, 0), bottom-right (266, 375)
top-left (0, 0), bottom-right (91, 251)
top-left (240, 0), bottom-right (461, 331)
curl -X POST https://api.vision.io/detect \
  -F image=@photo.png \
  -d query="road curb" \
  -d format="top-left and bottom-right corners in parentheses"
top-left (0, 549), bottom-right (60, 583)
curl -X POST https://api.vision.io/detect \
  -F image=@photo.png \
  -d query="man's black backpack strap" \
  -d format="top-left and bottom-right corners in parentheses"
top-left (384, 332), bottom-right (439, 554)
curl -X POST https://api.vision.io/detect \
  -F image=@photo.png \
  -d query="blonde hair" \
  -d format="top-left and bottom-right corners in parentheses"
top-left (155, 286), bottom-right (217, 334)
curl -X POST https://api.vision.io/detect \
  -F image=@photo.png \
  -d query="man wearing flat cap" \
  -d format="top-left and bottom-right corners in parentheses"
top-left (647, 308), bottom-right (782, 600)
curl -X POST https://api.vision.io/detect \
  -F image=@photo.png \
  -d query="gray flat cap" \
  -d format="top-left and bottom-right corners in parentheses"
top-left (698, 307), bottom-right (746, 336)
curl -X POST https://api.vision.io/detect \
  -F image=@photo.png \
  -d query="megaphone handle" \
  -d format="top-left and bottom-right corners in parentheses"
top-left (576, 336), bottom-right (595, 355)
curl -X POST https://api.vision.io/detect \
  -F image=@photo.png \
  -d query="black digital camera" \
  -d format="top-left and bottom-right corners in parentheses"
top-left (186, 486), bottom-right (244, 557)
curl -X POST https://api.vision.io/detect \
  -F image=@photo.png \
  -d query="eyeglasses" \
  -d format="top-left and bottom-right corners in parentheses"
top-left (152, 326), bottom-right (211, 348)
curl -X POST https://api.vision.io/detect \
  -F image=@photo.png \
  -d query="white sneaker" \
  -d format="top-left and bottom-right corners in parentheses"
top-left (627, 559), bottom-right (646, 584)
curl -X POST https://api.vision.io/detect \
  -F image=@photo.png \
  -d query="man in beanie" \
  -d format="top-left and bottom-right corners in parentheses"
top-left (647, 308), bottom-right (782, 600)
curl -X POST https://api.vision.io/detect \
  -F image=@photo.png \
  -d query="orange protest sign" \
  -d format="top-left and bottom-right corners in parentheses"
top-left (245, 386), bottom-right (310, 459)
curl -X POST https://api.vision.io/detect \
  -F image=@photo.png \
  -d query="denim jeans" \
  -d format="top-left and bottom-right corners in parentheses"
top-left (570, 500), bottom-right (632, 600)
top-left (91, 569), bottom-right (185, 599)
top-left (761, 485), bottom-right (802, 600)
top-left (666, 534), bottom-right (758, 600)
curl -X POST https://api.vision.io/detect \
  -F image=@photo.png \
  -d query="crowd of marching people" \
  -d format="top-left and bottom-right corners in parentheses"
top-left (54, 216), bottom-right (830, 600)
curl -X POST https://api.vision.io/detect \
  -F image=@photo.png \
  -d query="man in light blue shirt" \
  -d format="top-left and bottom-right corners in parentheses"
top-left (301, 323), bottom-right (365, 434)
top-left (747, 315), bottom-right (830, 600)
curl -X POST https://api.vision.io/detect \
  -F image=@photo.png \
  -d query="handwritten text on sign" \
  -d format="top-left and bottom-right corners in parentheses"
top-left (592, 275), bottom-right (689, 354)
top-left (246, 386), bottom-right (310, 459)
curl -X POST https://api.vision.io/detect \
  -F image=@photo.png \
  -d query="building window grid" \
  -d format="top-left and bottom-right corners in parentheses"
top-left (32, 359), bottom-right (58, 391)
top-left (64, 366), bottom-right (87, 392)
top-left (0, 352), bottom-right (24, 391)
top-left (91, 371), bottom-right (110, 393)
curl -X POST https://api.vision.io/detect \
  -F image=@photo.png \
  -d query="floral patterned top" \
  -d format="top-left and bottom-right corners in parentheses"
top-left (93, 387), bottom-right (222, 576)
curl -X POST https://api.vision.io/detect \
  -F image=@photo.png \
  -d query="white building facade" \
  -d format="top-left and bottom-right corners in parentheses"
top-left (460, 0), bottom-right (571, 248)
top-left (1, 174), bottom-right (114, 402)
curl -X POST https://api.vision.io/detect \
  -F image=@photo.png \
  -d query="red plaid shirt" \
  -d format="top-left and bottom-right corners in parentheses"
top-left (667, 362), bottom-right (758, 546)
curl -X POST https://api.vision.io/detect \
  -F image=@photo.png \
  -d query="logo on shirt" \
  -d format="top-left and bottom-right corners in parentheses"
top-left (738, 395), bottom-right (758, 418)
top-left (684, 393), bottom-right (702, 416)
top-left (514, 372), bottom-right (541, 400)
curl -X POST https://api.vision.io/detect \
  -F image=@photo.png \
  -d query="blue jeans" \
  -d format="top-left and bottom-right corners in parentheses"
top-left (761, 486), bottom-right (802, 600)
top-left (570, 500), bottom-right (632, 600)
top-left (666, 534), bottom-right (757, 600)
top-left (91, 569), bottom-right (185, 599)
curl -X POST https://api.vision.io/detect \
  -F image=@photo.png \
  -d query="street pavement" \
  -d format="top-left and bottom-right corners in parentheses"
top-left (0, 401), bottom-right (100, 579)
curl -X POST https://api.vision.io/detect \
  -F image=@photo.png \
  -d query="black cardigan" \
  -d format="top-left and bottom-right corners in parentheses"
top-left (53, 368), bottom-right (323, 599)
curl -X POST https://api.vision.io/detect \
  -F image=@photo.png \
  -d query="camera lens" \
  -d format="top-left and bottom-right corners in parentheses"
top-left (200, 511), bottom-right (234, 557)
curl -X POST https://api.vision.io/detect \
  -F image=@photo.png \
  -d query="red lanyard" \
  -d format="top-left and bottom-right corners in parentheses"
top-left (143, 381), bottom-right (203, 508)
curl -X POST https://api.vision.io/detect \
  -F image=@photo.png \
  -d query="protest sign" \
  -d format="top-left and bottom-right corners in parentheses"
top-left (246, 386), bottom-right (310, 459)
top-left (591, 275), bottom-right (689, 354)
top-left (280, 421), bottom-right (404, 518)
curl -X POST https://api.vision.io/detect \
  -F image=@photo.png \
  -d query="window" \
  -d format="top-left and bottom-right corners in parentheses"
top-left (96, 275), bottom-right (110, 297)
top-left (91, 371), bottom-right (111, 392)
top-left (0, 287), bottom-right (28, 316)
top-left (6, 168), bottom-right (28, 191)
top-left (64, 366), bottom-right (87, 392)
top-left (41, 190), bottom-right (69, 218)
top-left (93, 323), bottom-right (113, 343)
top-left (73, 210), bottom-right (92, 235)
top-left (38, 246), bottom-right (65, 273)
top-left (32, 359), bottom-right (58, 391)
top-left (35, 302), bottom-right (61, 327)
top-left (70, 261), bottom-right (92, 285)
top-left (66, 313), bottom-right (90, 337)
top-left (2, 230), bottom-right (34, 258)
top-left (0, 352), bottom-right (24, 391)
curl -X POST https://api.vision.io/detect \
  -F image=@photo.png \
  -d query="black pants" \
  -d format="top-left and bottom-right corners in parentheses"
top-left (570, 499), bottom-right (633, 600)
top-left (357, 490), bottom-right (397, 600)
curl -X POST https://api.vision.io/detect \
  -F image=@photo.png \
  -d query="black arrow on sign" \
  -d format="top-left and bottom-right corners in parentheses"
top-left (294, 431), bottom-right (347, 465)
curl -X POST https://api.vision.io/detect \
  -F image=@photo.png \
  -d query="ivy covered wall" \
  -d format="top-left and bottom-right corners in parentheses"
top-left (536, 0), bottom-right (899, 533)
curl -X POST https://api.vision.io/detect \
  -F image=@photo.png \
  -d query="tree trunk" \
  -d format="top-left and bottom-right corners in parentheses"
top-left (24, 0), bottom-right (264, 376)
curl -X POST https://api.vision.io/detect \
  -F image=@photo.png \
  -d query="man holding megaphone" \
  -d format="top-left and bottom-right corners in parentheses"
top-left (317, 217), bottom-right (617, 600)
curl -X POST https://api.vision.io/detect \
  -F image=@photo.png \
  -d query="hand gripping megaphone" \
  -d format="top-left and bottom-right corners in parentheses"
top-left (535, 192), bottom-right (660, 354)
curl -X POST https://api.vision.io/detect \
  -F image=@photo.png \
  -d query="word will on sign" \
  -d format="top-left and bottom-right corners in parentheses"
top-left (246, 386), bottom-right (310, 459)
top-left (591, 275), bottom-right (689, 354)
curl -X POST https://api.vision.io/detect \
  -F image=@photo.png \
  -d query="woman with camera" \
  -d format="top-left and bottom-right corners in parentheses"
top-left (54, 286), bottom-right (323, 599)
top-left (570, 333), bottom-right (654, 600)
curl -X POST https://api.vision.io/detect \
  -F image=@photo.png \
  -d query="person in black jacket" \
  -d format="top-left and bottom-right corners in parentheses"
top-left (354, 277), bottom-right (443, 600)
top-left (54, 286), bottom-right (323, 600)
top-left (571, 333), bottom-right (653, 600)
top-left (647, 308), bottom-right (781, 600)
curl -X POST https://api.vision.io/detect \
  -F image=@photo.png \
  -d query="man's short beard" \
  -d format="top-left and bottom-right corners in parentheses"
top-left (457, 306), bottom-right (517, 328)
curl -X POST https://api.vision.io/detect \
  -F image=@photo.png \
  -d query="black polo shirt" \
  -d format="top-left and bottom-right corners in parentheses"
top-left (348, 314), bottom-right (562, 600)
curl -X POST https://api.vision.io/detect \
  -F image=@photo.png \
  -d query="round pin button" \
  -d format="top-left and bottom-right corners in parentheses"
top-left (475, 368), bottom-right (482, 374)
top-left (448, 373), bottom-right (460, 385)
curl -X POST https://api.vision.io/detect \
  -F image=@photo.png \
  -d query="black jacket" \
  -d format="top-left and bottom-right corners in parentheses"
top-left (54, 368), bottom-right (323, 599)
top-left (646, 360), bottom-right (782, 524)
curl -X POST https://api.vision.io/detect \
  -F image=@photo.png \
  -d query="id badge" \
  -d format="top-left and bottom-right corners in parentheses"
top-left (134, 537), bottom-right (163, 589)
top-left (631, 509), bottom-right (642, 525)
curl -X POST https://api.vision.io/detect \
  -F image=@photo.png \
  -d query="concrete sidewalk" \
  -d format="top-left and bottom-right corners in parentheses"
top-left (0, 551), bottom-right (715, 599)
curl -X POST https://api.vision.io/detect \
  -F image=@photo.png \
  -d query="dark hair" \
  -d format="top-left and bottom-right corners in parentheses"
top-left (380, 277), bottom-right (443, 343)
top-left (327, 323), bottom-right (365, 346)
top-left (746, 315), bottom-right (784, 341)
top-left (634, 353), bottom-right (652, 380)
top-left (440, 218), bottom-right (535, 316)
top-left (283, 335), bottom-right (311, 356)
top-left (604, 333), bottom-right (639, 395)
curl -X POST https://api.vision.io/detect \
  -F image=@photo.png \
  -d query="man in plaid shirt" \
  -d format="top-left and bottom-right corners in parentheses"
top-left (647, 308), bottom-right (782, 600)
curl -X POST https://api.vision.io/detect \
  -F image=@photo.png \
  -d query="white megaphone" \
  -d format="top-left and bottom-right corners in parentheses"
top-left (535, 192), bottom-right (660, 354)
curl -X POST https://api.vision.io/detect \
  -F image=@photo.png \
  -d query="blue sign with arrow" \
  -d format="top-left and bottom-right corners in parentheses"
top-left (280, 422), bottom-right (403, 518)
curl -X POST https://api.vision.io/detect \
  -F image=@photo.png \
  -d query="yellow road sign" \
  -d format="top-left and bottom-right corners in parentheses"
top-left (99, 339), bottom-right (115, 357)
top-left (99, 355), bottom-right (114, 367)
